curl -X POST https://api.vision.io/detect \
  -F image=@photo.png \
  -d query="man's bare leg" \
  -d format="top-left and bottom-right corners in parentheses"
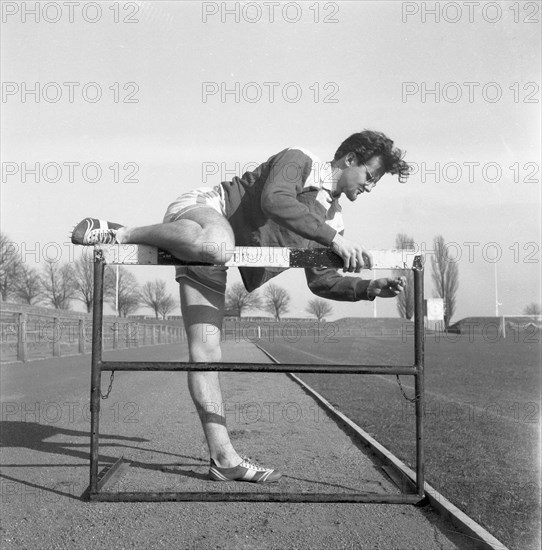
top-left (116, 209), bottom-right (234, 264)
top-left (180, 276), bottom-right (280, 482)
top-left (72, 208), bottom-right (280, 477)
top-left (136, 207), bottom-right (240, 467)
top-left (179, 277), bottom-right (242, 468)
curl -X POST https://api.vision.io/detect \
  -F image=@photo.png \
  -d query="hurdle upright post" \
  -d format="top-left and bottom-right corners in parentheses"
top-left (89, 254), bottom-right (105, 494)
top-left (413, 255), bottom-right (425, 498)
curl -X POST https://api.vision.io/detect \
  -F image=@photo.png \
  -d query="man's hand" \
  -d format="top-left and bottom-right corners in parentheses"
top-left (331, 233), bottom-right (373, 272)
top-left (367, 276), bottom-right (407, 298)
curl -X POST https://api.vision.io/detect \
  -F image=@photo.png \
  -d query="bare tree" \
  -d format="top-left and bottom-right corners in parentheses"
top-left (14, 264), bottom-right (42, 305)
top-left (157, 294), bottom-right (177, 319)
top-left (105, 267), bottom-right (141, 317)
top-left (73, 252), bottom-right (95, 313)
top-left (394, 233), bottom-right (415, 320)
top-left (431, 235), bottom-right (459, 327)
top-left (73, 252), bottom-right (114, 312)
top-left (225, 282), bottom-right (262, 318)
top-left (141, 279), bottom-right (177, 319)
top-left (0, 233), bottom-right (22, 301)
top-left (263, 283), bottom-right (291, 321)
top-left (40, 260), bottom-right (76, 310)
top-left (306, 298), bottom-right (333, 322)
top-left (141, 280), bottom-right (167, 319)
top-left (523, 303), bottom-right (541, 315)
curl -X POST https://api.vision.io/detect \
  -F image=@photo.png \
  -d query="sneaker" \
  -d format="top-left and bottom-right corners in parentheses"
top-left (71, 218), bottom-right (124, 245)
top-left (209, 456), bottom-right (282, 483)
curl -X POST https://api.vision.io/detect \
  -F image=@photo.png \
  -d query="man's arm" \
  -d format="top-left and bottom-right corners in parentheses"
top-left (305, 267), bottom-right (375, 302)
top-left (305, 268), bottom-right (407, 302)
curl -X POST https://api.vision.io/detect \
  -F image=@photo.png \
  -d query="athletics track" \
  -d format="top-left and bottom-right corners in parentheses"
top-left (1, 340), bottom-right (503, 549)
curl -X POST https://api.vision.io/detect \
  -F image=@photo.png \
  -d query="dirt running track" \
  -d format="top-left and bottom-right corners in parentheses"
top-left (1, 341), bottom-right (474, 549)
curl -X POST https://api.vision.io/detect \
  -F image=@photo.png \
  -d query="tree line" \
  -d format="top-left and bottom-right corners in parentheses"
top-left (395, 232), bottom-right (460, 326)
top-left (225, 281), bottom-right (332, 321)
top-left (0, 232), bottom-right (177, 318)
top-left (2, 231), bottom-right (539, 324)
top-left (395, 233), bottom-right (540, 326)
top-left (0, 232), bottom-right (330, 320)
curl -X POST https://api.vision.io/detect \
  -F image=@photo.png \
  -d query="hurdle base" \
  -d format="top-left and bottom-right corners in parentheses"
top-left (381, 465), bottom-right (418, 495)
top-left (88, 456), bottom-right (423, 504)
top-left (86, 456), bottom-right (131, 497)
top-left (89, 490), bottom-right (423, 504)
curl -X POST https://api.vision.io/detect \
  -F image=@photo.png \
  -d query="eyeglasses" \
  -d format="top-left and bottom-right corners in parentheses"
top-left (363, 163), bottom-right (377, 185)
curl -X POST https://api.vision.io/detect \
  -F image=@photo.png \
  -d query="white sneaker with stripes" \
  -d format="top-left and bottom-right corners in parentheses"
top-left (209, 456), bottom-right (282, 483)
top-left (71, 217), bottom-right (123, 245)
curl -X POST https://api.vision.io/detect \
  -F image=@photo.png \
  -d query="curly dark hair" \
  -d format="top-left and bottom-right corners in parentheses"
top-left (334, 130), bottom-right (410, 181)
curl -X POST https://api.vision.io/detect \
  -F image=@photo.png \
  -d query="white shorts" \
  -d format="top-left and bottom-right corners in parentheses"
top-left (163, 185), bottom-right (226, 222)
top-left (163, 186), bottom-right (228, 294)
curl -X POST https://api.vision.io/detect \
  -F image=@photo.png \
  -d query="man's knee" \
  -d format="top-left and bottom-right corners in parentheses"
top-left (200, 218), bottom-right (235, 264)
top-left (182, 208), bottom-right (234, 264)
top-left (200, 240), bottom-right (235, 265)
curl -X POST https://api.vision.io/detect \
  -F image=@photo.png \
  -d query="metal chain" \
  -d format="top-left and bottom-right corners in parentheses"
top-left (100, 371), bottom-right (115, 400)
top-left (396, 375), bottom-right (418, 403)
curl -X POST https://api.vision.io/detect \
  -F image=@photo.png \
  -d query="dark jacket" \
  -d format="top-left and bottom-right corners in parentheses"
top-left (221, 148), bottom-right (373, 301)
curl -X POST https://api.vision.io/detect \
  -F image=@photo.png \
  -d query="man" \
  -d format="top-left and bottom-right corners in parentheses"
top-left (72, 130), bottom-right (409, 483)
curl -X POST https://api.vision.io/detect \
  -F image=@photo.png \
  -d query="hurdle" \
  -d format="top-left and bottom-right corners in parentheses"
top-left (87, 245), bottom-right (425, 503)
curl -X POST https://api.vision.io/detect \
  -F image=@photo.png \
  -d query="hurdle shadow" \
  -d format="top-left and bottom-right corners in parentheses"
top-left (0, 421), bottom-right (210, 500)
top-left (2, 421), bottom-right (386, 498)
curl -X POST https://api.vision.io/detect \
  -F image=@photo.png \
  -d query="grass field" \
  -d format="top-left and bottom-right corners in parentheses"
top-left (257, 332), bottom-right (541, 550)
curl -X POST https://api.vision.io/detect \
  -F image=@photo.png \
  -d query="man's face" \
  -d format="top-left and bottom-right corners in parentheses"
top-left (338, 154), bottom-right (385, 202)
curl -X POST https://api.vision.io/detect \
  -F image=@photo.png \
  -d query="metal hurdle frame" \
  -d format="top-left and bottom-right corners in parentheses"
top-left (87, 245), bottom-right (425, 503)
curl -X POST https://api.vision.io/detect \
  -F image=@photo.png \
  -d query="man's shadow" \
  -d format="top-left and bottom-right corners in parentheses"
top-left (1, 421), bottom-right (209, 501)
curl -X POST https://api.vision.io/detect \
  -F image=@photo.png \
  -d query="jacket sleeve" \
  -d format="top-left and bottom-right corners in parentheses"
top-left (260, 149), bottom-right (337, 246)
top-left (305, 267), bottom-right (375, 302)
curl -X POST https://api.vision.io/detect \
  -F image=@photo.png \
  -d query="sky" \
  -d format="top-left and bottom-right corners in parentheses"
top-left (1, 0), bottom-right (541, 321)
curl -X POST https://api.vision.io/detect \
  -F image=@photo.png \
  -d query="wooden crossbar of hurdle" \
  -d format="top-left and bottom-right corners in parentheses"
top-left (87, 245), bottom-right (425, 503)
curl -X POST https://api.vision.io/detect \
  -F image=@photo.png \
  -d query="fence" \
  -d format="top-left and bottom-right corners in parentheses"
top-left (0, 306), bottom-right (186, 363)
top-left (1, 301), bottom-right (414, 364)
